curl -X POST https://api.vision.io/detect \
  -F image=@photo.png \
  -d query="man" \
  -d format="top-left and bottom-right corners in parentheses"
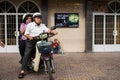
top-left (18, 12), bottom-right (57, 79)
top-left (0, 40), bottom-right (5, 48)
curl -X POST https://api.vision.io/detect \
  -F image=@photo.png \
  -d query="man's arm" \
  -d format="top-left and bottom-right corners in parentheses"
top-left (24, 23), bottom-right (33, 40)
top-left (24, 34), bottom-right (33, 40)
top-left (43, 24), bottom-right (58, 35)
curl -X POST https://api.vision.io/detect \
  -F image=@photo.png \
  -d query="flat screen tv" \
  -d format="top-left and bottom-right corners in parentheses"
top-left (55, 13), bottom-right (79, 28)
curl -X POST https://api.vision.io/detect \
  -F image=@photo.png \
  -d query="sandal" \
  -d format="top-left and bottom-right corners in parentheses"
top-left (18, 73), bottom-right (24, 79)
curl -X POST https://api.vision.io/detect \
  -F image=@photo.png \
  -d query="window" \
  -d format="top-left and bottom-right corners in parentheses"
top-left (108, 0), bottom-right (120, 13)
top-left (18, 1), bottom-right (40, 13)
top-left (0, 1), bottom-right (16, 13)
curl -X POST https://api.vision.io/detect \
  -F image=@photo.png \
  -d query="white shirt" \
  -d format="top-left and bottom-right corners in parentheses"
top-left (24, 22), bottom-right (49, 37)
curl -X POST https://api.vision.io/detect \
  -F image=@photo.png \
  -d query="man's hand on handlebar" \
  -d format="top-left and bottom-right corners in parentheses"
top-left (51, 30), bottom-right (58, 35)
top-left (47, 30), bottom-right (58, 35)
top-left (47, 30), bottom-right (57, 37)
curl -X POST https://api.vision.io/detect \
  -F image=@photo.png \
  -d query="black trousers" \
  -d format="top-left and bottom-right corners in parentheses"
top-left (21, 40), bottom-right (36, 70)
top-left (19, 40), bottom-right (26, 62)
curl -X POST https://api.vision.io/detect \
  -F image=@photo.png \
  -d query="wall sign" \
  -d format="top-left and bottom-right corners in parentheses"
top-left (55, 13), bottom-right (79, 28)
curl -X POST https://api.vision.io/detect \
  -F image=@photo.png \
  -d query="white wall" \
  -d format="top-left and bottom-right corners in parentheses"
top-left (48, 0), bottom-right (85, 52)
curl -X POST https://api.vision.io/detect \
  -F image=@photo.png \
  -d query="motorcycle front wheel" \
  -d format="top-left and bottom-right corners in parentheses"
top-left (46, 60), bottom-right (54, 80)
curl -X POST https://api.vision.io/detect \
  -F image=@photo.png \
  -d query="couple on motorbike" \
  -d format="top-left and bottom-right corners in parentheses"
top-left (18, 12), bottom-right (57, 79)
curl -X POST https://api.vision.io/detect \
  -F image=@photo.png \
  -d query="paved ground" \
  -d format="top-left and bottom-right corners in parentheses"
top-left (0, 52), bottom-right (120, 80)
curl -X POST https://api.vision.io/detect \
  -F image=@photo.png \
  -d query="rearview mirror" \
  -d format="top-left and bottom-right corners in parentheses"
top-left (50, 26), bottom-right (56, 30)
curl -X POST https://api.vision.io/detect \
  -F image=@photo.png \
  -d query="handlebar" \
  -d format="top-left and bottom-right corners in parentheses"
top-left (33, 33), bottom-right (54, 41)
top-left (30, 26), bottom-right (57, 41)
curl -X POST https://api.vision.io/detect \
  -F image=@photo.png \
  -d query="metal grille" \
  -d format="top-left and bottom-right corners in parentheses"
top-left (18, 1), bottom-right (39, 13)
top-left (94, 14), bottom-right (120, 45)
top-left (93, 13), bottom-right (120, 52)
top-left (0, 1), bottom-right (16, 13)
top-left (0, 15), bottom-right (5, 44)
top-left (7, 15), bottom-right (16, 45)
top-left (18, 15), bottom-right (23, 44)
top-left (116, 15), bottom-right (120, 44)
top-left (94, 15), bottom-right (104, 44)
top-left (105, 15), bottom-right (114, 44)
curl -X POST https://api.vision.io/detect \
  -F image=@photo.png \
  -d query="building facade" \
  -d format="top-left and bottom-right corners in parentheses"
top-left (0, 0), bottom-right (119, 53)
top-left (86, 0), bottom-right (120, 52)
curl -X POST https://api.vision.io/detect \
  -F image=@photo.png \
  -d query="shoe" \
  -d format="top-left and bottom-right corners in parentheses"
top-left (18, 73), bottom-right (24, 79)
top-left (52, 69), bottom-right (55, 73)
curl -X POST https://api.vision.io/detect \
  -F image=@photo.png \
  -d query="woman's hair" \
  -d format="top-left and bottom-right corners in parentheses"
top-left (22, 14), bottom-right (32, 23)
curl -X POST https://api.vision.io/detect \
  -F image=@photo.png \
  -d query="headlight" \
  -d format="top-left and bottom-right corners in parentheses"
top-left (40, 34), bottom-right (48, 39)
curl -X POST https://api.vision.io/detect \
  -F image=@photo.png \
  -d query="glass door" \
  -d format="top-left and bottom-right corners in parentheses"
top-left (6, 14), bottom-right (19, 52)
top-left (116, 15), bottom-right (120, 44)
top-left (105, 15), bottom-right (114, 44)
top-left (0, 14), bottom-right (19, 53)
top-left (93, 13), bottom-right (120, 52)
top-left (0, 15), bottom-right (6, 52)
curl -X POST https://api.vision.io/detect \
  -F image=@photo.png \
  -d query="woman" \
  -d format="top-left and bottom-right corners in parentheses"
top-left (19, 13), bottom-right (32, 64)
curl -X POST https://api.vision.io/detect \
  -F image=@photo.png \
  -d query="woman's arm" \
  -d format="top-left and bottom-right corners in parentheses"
top-left (20, 23), bottom-right (26, 34)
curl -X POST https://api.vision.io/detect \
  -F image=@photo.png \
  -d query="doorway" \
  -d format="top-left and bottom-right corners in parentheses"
top-left (93, 13), bottom-right (120, 52)
top-left (0, 13), bottom-right (24, 52)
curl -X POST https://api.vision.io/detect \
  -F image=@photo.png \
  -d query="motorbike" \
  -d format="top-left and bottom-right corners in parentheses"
top-left (29, 26), bottom-right (56, 80)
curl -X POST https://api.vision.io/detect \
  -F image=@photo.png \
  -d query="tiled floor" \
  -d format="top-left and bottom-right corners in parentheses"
top-left (0, 52), bottom-right (120, 80)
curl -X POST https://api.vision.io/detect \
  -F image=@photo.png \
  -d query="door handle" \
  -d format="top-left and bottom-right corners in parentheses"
top-left (116, 30), bottom-right (118, 36)
top-left (14, 31), bottom-right (20, 37)
top-left (113, 30), bottom-right (118, 36)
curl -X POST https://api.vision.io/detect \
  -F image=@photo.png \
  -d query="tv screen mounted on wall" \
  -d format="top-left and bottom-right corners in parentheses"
top-left (55, 13), bottom-right (79, 28)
